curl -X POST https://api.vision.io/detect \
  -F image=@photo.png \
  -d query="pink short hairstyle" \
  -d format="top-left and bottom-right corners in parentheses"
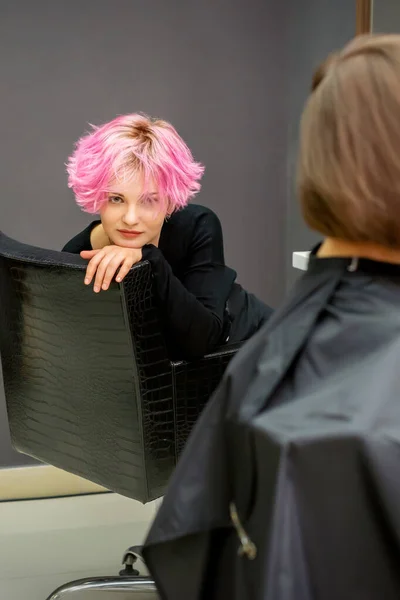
top-left (67, 113), bottom-right (205, 214)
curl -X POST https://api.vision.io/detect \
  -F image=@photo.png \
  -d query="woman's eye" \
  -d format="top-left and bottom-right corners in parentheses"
top-left (141, 196), bottom-right (158, 205)
top-left (109, 195), bottom-right (123, 204)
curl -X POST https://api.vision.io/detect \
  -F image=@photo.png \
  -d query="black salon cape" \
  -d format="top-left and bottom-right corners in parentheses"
top-left (143, 253), bottom-right (400, 600)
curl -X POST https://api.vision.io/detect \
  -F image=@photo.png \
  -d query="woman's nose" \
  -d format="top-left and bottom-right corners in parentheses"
top-left (122, 206), bottom-right (139, 225)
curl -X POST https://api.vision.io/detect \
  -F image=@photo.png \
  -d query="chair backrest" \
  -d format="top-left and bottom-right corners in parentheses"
top-left (0, 231), bottom-right (175, 502)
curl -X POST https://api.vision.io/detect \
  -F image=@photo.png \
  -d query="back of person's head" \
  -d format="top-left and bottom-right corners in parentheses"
top-left (298, 34), bottom-right (400, 247)
top-left (67, 113), bottom-right (204, 215)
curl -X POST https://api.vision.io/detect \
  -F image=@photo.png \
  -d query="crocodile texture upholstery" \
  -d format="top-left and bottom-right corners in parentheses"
top-left (0, 231), bottom-right (240, 503)
top-left (172, 343), bottom-right (241, 457)
top-left (121, 269), bottom-right (174, 499)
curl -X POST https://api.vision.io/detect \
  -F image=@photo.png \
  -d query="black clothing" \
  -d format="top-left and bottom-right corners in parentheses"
top-left (63, 204), bottom-right (272, 358)
top-left (143, 251), bottom-right (400, 600)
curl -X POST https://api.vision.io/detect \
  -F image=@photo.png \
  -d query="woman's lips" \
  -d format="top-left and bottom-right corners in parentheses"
top-left (118, 230), bottom-right (143, 238)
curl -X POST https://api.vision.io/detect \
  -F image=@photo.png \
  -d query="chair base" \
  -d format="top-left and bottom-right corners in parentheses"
top-left (45, 575), bottom-right (158, 599)
top-left (119, 545), bottom-right (143, 577)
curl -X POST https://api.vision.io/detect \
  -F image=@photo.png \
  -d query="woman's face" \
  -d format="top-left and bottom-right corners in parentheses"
top-left (100, 176), bottom-right (168, 249)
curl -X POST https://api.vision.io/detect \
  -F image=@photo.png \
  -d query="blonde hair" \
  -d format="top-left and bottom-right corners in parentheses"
top-left (298, 34), bottom-right (400, 247)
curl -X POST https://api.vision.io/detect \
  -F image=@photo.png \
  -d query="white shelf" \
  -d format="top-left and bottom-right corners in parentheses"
top-left (292, 251), bottom-right (310, 271)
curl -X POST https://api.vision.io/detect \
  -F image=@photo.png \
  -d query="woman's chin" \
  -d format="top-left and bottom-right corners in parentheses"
top-left (113, 236), bottom-right (146, 249)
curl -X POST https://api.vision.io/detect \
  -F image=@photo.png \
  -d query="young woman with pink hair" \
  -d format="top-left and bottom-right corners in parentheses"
top-left (63, 113), bottom-right (272, 359)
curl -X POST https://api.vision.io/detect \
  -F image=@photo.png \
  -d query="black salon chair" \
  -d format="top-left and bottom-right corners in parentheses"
top-left (0, 231), bottom-right (240, 598)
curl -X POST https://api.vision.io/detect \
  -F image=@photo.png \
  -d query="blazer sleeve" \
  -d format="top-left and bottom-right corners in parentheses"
top-left (142, 210), bottom-right (236, 358)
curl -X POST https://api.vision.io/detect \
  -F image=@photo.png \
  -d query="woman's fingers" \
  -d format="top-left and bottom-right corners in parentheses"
top-left (93, 252), bottom-right (118, 292)
top-left (101, 253), bottom-right (129, 290)
top-left (80, 249), bottom-right (100, 259)
top-left (115, 258), bottom-right (135, 283)
top-left (81, 246), bottom-right (141, 292)
top-left (84, 251), bottom-right (106, 286)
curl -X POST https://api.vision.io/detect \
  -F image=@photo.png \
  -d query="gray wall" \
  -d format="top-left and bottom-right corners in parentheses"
top-left (373, 0), bottom-right (400, 32)
top-left (285, 0), bottom-right (356, 290)
top-left (0, 0), bottom-right (287, 467)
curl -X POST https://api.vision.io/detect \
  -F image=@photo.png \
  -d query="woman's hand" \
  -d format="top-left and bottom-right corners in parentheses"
top-left (80, 245), bottom-right (142, 292)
